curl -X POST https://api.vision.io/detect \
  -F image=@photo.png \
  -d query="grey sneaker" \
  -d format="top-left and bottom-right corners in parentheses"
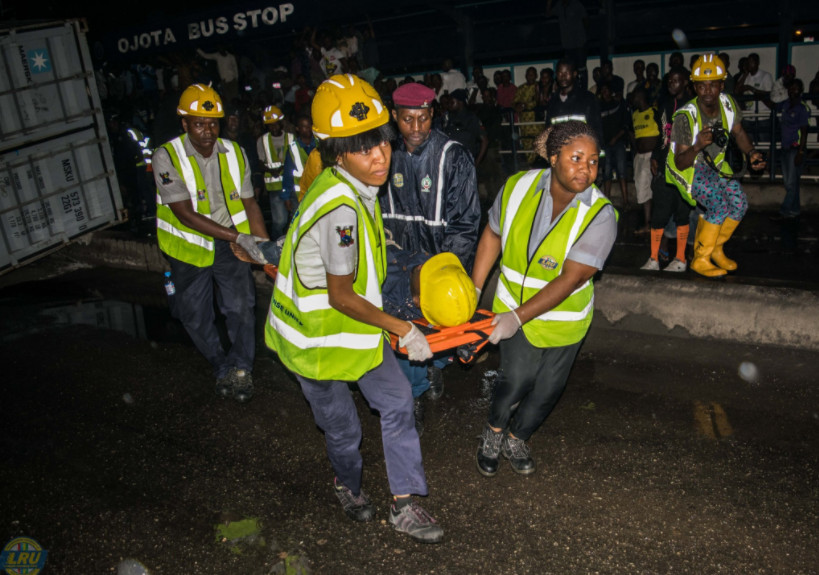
top-left (501, 434), bottom-right (536, 475)
top-left (389, 500), bottom-right (443, 544)
top-left (664, 258), bottom-right (687, 272)
top-left (640, 257), bottom-right (660, 271)
top-left (334, 478), bottom-right (374, 522)
top-left (427, 365), bottom-right (444, 400)
top-left (232, 369), bottom-right (254, 403)
top-left (476, 424), bottom-right (503, 477)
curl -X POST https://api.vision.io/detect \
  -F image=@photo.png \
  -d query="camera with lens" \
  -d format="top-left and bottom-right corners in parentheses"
top-left (710, 125), bottom-right (729, 148)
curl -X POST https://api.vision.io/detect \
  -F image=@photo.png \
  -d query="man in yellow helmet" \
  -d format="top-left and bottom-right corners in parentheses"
top-left (154, 83), bottom-right (270, 402)
top-left (666, 54), bottom-right (766, 277)
top-left (265, 74), bottom-right (444, 544)
top-left (256, 105), bottom-right (292, 238)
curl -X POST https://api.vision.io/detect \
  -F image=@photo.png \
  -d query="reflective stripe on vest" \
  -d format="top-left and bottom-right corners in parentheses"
top-left (156, 136), bottom-right (249, 267)
top-left (265, 169), bottom-right (387, 381)
top-left (288, 138), bottom-right (310, 192)
top-left (665, 93), bottom-right (736, 206)
top-left (382, 140), bottom-right (458, 228)
top-left (262, 133), bottom-right (288, 191)
top-left (493, 169), bottom-right (611, 347)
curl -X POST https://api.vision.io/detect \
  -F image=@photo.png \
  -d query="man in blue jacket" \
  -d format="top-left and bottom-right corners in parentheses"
top-left (383, 82), bottom-right (481, 431)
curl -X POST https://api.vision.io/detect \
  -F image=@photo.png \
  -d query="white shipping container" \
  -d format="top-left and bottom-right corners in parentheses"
top-left (0, 20), bottom-right (98, 147)
top-left (0, 127), bottom-right (123, 273)
top-left (0, 20), bottom-right (123, 275)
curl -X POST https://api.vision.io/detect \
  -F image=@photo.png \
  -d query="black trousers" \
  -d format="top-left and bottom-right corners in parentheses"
top-left (489, 330), bottom-right (583, 441)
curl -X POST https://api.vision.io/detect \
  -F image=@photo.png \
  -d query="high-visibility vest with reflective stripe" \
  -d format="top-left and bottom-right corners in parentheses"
top-left (494, 169), bottom-right (612, 347)
top-left (265, 168), bottom-right (387, 381)
top-left (665, 93), bottom-right (737, 206)
top-left (287, 138), bottom-right (311, 195)
top-left (156, 136), bottom-right (250, 267)
top-left (261, 132), bottom-right (290, 192)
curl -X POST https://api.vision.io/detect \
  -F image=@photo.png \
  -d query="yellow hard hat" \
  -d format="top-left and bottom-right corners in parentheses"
top-left (691, 54), bottom-right (727, 82)
top-left (419, 252), bottom-right (478, 327)
top-left (262, 105), bottom-right (284, 124)
top-left (311, 74), bottom-right (388, 139)
top-left (177, 83), bottom-right (224, 117)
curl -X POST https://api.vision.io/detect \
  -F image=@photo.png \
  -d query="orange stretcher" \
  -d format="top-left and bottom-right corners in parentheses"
top-left (389, 309), bottom-right (496, 365)
top-left (263, 264), bottom-right (494, 364)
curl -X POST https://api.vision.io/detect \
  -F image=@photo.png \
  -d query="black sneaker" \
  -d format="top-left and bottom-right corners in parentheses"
top-left (413, 397), bottom-right (425, 437)
top-left (215, 372), bottom-right (233, 398)
top-left (476, 424), bottom-right (503, 477)
top-left (389, 500), bottom-right (443, 543)
top-left (232, 369), bottom-right (254, 403)
top-left (501, 434), bottom-right (536, 475)
top-left (427, 365), bottom-right (444, 400)
top-left (333, 478), bottom-right (374, 522)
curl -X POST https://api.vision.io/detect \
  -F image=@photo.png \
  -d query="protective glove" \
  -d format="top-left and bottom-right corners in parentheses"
top-left (488, 310), bottom-right (522, 344)
top-left (257, 239), bottom-right (283, 265)
top-left (235, 233), bottom-right (268, 264)
top-left (398, 322), bottom-right (433, 362)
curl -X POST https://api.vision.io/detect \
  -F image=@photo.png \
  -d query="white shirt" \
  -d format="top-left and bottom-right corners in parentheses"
top-left (440, 69), bottom-right (467, 95)
top-left (295, 167), bottom-right (379, 288)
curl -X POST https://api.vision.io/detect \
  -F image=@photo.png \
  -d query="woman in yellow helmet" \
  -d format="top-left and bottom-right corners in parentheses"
top-left (264, 74), bottom-right (444, 544)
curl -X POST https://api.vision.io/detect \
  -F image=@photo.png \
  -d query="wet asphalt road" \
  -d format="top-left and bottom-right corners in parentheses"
top-left (1, 264), bottom-right (818, 575)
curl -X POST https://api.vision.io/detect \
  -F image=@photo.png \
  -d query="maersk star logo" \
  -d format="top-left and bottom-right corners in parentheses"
top-left (28, 50), bottom-right (51, 73)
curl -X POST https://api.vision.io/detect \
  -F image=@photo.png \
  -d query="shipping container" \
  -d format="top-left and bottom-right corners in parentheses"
top-left (0, 20), bottom-right (123, 275)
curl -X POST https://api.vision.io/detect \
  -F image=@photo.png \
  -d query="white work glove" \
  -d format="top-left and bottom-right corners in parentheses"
top-left (488, 310), bottom-right (522, 344)
top-left (398, 322), bottom-right (433, 362)
top-left (236, 233), bottom-right (268, 264)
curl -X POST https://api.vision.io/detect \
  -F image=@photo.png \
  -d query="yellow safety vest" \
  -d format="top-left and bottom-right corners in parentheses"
top-left (494, 169), bottom-right (612, 347)
top-left (156, 136), bottom-right (250, 267)
top-left (665, 93), bottom-right (737, 206)
top-left (265, 168), bottom-right (387, 381)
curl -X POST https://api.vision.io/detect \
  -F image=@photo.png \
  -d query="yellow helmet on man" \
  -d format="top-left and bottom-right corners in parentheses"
top-left (177, 83), bottom-right (224, 117)
top-left (419, 253), bottom-right (478, 327)
top-left (262, 105), bottom-right (284, 124)
top-left (691, 54), bottom-right (727, 82)
top-left (311, 74), bottom-right (389, 139)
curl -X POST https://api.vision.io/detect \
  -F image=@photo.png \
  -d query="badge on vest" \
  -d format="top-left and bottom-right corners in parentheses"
top-left (538, 256), bottom-right (559, 270)
top-left (160, 172), bottom-right (172, 185)
top-left (230, 190), bottom-right (240, 200)
top-left (392, 173), bottom-right (404, 188)
top-left (197, 190), bottom-right (206, 201)
top-left (421, 175), bottom-right (432, 192)
top-left (336, 225), bottom-right (355, 247)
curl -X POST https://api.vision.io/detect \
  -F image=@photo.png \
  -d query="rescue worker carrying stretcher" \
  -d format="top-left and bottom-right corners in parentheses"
top-left (154, 83), bottom-right (270, 403)
top-left (264, 74), bottom-right (445, 544)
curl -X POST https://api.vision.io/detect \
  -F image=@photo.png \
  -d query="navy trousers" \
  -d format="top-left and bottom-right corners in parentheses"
top-left (167, 238), bottom-right (256, 379)
top-left (296, 345), bottom-right (428, 497)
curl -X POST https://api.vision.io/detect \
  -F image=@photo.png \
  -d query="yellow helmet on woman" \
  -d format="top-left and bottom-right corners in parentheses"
top-left (419, 253), bottom-right (478, 327)
top-left (311, 74), bottom-right (389, 139)
top-left (177, 83), bottom-right (224, 117)
top-left (691, 54), bottom-right (727, 82)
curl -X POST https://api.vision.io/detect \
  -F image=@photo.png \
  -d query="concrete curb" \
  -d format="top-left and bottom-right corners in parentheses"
top-left (593, 274), bottom-right (819, 351)
top-left (56, 232), bottom-right (819, 352)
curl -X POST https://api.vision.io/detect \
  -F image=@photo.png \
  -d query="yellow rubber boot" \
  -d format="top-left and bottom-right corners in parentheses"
top-left (711, 218), bottom-right (740, 271)
top-left (690, 217), bottom-right (727, 278)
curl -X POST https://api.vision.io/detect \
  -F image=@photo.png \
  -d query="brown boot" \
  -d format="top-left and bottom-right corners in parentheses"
top-left (690, 217), bottom-right (727, 278)
top-left (711, 218), bottom-right (740, 271)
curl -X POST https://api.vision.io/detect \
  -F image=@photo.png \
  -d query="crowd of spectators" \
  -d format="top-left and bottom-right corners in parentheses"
top-left (95, 23), bottom-right (819, 239)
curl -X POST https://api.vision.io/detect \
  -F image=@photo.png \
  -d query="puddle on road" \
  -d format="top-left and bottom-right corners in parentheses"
top-left (1, 297), bottom-right (190, 345)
